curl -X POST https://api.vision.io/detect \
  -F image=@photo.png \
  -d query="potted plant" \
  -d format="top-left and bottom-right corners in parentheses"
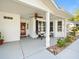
top-left (0, 32), bottom-right (4, 45)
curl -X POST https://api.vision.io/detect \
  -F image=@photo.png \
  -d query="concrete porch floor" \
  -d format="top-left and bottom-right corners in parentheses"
top-left (0, 37), bottom-right (79, 59)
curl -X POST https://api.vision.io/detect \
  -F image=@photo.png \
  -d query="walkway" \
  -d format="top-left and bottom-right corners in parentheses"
top-left (0, 37), bottom-right (79, 59)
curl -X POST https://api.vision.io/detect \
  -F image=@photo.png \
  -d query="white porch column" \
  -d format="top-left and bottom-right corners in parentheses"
top-left (46, 12), bottom-right (50, 48)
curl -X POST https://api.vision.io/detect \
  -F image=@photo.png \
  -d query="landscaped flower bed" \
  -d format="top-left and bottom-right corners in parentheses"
top-left (47, 37), bottom-right (76, 55)
top-left (47, 27), bottom-right (78, 55)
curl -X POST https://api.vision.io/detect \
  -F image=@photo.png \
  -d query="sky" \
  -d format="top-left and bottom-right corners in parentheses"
top-left (55, 0), bottom-right (79, 14)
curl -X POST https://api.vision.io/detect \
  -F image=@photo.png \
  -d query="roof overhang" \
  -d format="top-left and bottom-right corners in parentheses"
top-left (41, 0), bottom-right (72, 18)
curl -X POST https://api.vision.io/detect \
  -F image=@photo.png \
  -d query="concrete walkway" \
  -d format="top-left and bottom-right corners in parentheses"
top-left (0, 37), bottom-right (79, 59)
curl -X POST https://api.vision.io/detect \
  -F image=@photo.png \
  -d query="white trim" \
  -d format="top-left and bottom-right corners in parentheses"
top-left (16, 0), bottom-right (47, 12)
top-left (46, 12), bottom-right (50, 48)
top-left (50, 0), bottom-right (60, 10)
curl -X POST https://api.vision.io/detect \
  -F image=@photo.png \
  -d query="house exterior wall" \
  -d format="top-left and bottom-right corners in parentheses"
top-left (0, 0), bottom-right (70, 42)
top-left (54, 19), bottom-right (67, 37)
top-left (28, 17), bottom-right (67, 38)
top-left (0, 11), bottom-right (20, 42)
top-left (50, 17), bottom-right (67, 37)
top-left (17, 0), bottom-right (69, 38)
top-left (29, 17), bottom-right (38, 38)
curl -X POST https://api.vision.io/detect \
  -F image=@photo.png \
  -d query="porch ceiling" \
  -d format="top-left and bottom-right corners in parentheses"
top-left (0, 0), bottom-right (46, 19)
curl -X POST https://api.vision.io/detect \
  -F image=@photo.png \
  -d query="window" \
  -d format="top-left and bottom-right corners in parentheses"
top-left (50, 22), bottom-right (53, 32)
top-left (38, 21), bottom-right (41, 32)
top-left (38, 21), bottom-right (54, 32)
top-left (43, 22), bottom-right (46, 32)
top-left (38, 21), bottom-right (46, 32)
top-left (57, 21), bottom-right (62, 32)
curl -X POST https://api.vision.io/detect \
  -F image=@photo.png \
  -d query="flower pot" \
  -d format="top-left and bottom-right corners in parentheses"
top-left (0, 39), bottom-right (4, 45)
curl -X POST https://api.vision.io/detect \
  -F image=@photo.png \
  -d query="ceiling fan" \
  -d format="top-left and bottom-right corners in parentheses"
top-left (34, 13), bottom-right (43, 19)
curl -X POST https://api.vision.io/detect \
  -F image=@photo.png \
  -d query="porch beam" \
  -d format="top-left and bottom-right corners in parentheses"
top-left (46, 12), bottom-right (50, 48)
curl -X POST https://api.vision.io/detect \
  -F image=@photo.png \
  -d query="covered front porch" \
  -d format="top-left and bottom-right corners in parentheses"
top-left (0, 37), bottom-right (58, 59)
top-left (0, 0), bottom-right (67, 48)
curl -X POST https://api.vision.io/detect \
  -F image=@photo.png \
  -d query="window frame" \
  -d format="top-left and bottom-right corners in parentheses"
top-left (57, 21), bottom-right (62, 32)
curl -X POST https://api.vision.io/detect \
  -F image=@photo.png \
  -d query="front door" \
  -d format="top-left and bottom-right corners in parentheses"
top-left (20, 22), bottom-right (26, 37)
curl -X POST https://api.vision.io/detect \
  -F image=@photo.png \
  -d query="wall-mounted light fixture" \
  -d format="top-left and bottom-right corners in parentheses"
top-left (4, 16), bottom-right (13, 20)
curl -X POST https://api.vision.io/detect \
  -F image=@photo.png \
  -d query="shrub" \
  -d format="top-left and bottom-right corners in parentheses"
top-left (65, 35), bottom-right (75, 43)
top-left (64, 36), bottom-right (69, 42)
top-left (65, 36), bottom-right (72, 42)
top-left (69, 32), bottom-right (75, 36)
top-left (57, 39), bottom-right (65, 47)
top-left (70, 27), bottom-right (78, 36)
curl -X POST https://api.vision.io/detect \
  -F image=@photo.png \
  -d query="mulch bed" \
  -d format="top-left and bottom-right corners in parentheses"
top-left (47, 45), bottom-right (64, 55)
top-left (47, 42), bottom-right (72, 55)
